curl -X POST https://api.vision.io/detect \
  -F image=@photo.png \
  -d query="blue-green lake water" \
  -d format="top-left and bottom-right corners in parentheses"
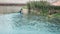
top-left (0, 13), bottom-right (60, 34)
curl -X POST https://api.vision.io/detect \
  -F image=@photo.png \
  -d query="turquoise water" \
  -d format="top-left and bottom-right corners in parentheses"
top-left (0, 13), bottom-right (60, 34)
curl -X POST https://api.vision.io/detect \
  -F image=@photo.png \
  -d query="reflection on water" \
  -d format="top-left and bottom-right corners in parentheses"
top-left (0, 13), bottom-right (60, 34)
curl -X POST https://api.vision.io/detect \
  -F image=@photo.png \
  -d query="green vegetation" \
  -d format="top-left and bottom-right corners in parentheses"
top-left (27, 1), bottom-right (60, 16)
top-left (27, 1), bottom-right (50, 15)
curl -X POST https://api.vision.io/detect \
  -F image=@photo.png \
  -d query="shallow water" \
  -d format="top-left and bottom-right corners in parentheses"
top-left (0, 13), bottom-right (60, 34)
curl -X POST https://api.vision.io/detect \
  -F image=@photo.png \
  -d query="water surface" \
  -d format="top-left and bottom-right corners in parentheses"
top-left (0, 13), bottom-right (60, 34)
